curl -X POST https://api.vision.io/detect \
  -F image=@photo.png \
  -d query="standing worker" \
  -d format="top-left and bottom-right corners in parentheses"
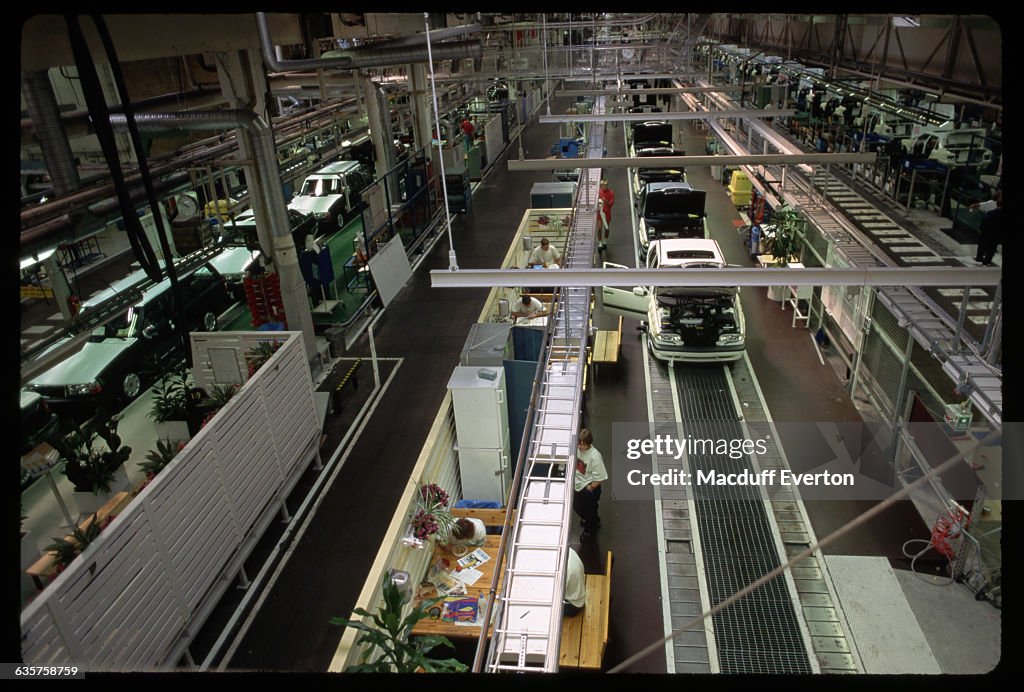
top-left (461, 116), bottom-right (475, 150)
top-left (572, 428), bottom-right (608, 538)
top-left (748, 222), bottom-right (762, 262)
top-left (597, 179), bottom-right (615, 251)
top-left (974, 189), bottom-right (1003, 266)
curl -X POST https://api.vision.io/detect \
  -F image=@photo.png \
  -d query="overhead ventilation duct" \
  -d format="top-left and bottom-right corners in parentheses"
top-left (21, 69), bottom-right (81, 196)
top-left (368, 22), bottom-right (483, 48)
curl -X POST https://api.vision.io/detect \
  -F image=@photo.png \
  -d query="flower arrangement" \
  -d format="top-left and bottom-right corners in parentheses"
top-left (404, 483), bottom-right (455, 547)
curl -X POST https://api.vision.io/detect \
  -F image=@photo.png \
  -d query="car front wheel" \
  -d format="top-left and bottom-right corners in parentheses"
top-left (122, 372), bottom-right (142, 400)
top-left (203, 312), bottom-right (217, 331)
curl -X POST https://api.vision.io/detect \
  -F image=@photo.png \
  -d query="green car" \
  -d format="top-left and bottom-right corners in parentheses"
top-left (25, 258), bottom-right (234, 422)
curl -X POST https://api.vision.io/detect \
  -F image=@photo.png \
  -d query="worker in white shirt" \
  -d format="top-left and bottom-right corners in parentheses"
top-left (527, 238), bottom-right (562, 268)
top-left (563, 547), bottom-right (586, 616)
top-left (511, 294), bottom-right (548, 323)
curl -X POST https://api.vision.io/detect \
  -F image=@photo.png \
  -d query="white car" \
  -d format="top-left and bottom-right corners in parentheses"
top-left (901, 127), bottom-right (993, 169)
top-left (645, 238), bottom-right (726, 269)
top-left (602, 238), bottom-right (745, 363)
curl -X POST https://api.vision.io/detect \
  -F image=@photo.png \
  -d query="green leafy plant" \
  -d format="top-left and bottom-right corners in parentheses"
top-left (197, 383), bottom-right (239, 411)
top-left (148, 368), bottom-right (189, 423)
top-left (139, 438), bottom-right (184, 477)
top-left (45, 514), bottom-right (104, 570)
top-left (330, 576), bottom-right (467, 673)
top-left (50, 412), bottom-right (132, 494)
top-left (196, 383), bottom-right (240, 427)
top-left (410, 483), bottom-right (455, 542)
top-left (763, 205), bottom-right (805, 265)
top-left (246, 340), bottom-right (282, 377)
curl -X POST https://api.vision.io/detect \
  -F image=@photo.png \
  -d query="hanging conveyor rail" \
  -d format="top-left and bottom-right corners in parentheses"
top-left (684, 81), bottom-right (1001, 427)
top-left (482, 97), bottom-right (606, 674)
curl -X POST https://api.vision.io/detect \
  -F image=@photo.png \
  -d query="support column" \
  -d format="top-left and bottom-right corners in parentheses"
top-left (362, 72), bottom-right (391, 181)
top-left (409, 63), bottom-right (434, 156)
top-left (215, 50), bottom-right (274, 259)
top-left (218, 50), bottom-right (318, 367)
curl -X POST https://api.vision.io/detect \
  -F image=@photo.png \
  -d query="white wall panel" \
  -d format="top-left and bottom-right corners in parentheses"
top-left (21, 332), bottom-right (318, 669)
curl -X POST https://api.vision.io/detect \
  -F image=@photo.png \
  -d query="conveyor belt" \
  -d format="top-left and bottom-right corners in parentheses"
top-left (672, 364), bottom-right (812, 673)
top-left (644, 347), bottom-right (714, 673)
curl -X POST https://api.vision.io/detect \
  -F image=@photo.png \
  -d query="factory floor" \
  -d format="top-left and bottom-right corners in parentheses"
top-left (17, 98), bottom-right (1004, 676)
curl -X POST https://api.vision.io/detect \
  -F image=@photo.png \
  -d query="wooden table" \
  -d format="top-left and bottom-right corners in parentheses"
top-left (410, 534), bottom-right (504, 640)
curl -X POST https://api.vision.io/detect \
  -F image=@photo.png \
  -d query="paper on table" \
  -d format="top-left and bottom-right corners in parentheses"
top-left (458, 548), bottom-right (491, 570)
top-left (452, 567), bottom-right (483, 586)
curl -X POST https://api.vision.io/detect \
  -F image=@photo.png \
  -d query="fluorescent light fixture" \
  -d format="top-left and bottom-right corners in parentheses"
top-left (893, 16), bottom-right (920, 28)
top-left (20, 247), bottom-right (56, 270)
top-left (341, 140), bottom-right (352, 147)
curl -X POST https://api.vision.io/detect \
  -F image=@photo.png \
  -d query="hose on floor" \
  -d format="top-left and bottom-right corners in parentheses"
top-left (901, 508), bottom-right (969, 586)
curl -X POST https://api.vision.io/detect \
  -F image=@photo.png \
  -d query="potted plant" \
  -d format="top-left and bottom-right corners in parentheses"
top-left (138, 438), bottom-right (184, 481)
top-left (50, 412), bottom-right (133, 515)
top-left (196, 383), bottom-right (240, 428)
top-left (403, 483), bottom-right (455, 548)
top-left (761, 206), bottom-right (806, 300)
top-left (148, 367), bottom-right (190, 444)
top-left (245, 340), bottom-right (282, 377)
top-left (330, 576), bottom-right (467, 672)
top-left (44, 513), bottom-right (112, 578)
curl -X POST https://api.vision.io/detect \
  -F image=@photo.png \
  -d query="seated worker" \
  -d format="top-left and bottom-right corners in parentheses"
top-left (510, 294), bottom-right (549, 323)
top-left (563, 547), bottom-right (586, 616)
top-left (527, 238), bottom-right (562, 268)
top-left (449, 517), bottom-right (486, 548)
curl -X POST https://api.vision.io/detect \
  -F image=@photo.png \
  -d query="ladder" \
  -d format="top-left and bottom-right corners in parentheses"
top-left (484, 97), bottom-right (605, 673)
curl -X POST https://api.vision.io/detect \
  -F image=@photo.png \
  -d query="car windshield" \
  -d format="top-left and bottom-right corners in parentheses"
top-left (946, 132), bottom-right (985, 148)
top-left (91, 307), bottom-right (139, 341)
top-left (298, 178), bottom-right (342, 197)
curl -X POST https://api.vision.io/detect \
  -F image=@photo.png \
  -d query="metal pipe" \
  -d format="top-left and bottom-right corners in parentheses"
top-left (256, 12), bottom-right (481, 72)
top-left (367, 22), bottom-right (482, 48)
top-left (21, 69), bottom-right (81, 195)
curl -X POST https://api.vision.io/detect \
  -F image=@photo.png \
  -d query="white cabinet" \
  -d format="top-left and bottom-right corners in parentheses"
top-left (448, 366), bottom-right (512, 503)
top-left (448, 366), bottom-right (509, 449)
top-left (457, 440), bottom-right (511, 503)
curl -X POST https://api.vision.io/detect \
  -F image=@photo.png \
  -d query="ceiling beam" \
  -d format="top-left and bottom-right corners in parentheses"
top-left (559, 86), bottom-right (745, 95)
top-left (430, 267), bottom-right (1001, 288)
top-left (538, 109), bottom-right (793, 122)
top-left (507, 153), bottom-right (875, 171)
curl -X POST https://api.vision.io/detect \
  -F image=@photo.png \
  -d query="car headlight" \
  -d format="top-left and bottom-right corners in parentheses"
top-left (313, 211), bottom-right (330, 219)
top-left (67, 381), bottom-right (103, 397)
top-left (655, 332), bottom-right (682, 345)
top-left (717, 333), bottom-right (744, 346)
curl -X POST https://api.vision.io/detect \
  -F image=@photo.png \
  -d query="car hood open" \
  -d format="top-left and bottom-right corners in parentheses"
top-left (643, 188), bottom-right (706, 218)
